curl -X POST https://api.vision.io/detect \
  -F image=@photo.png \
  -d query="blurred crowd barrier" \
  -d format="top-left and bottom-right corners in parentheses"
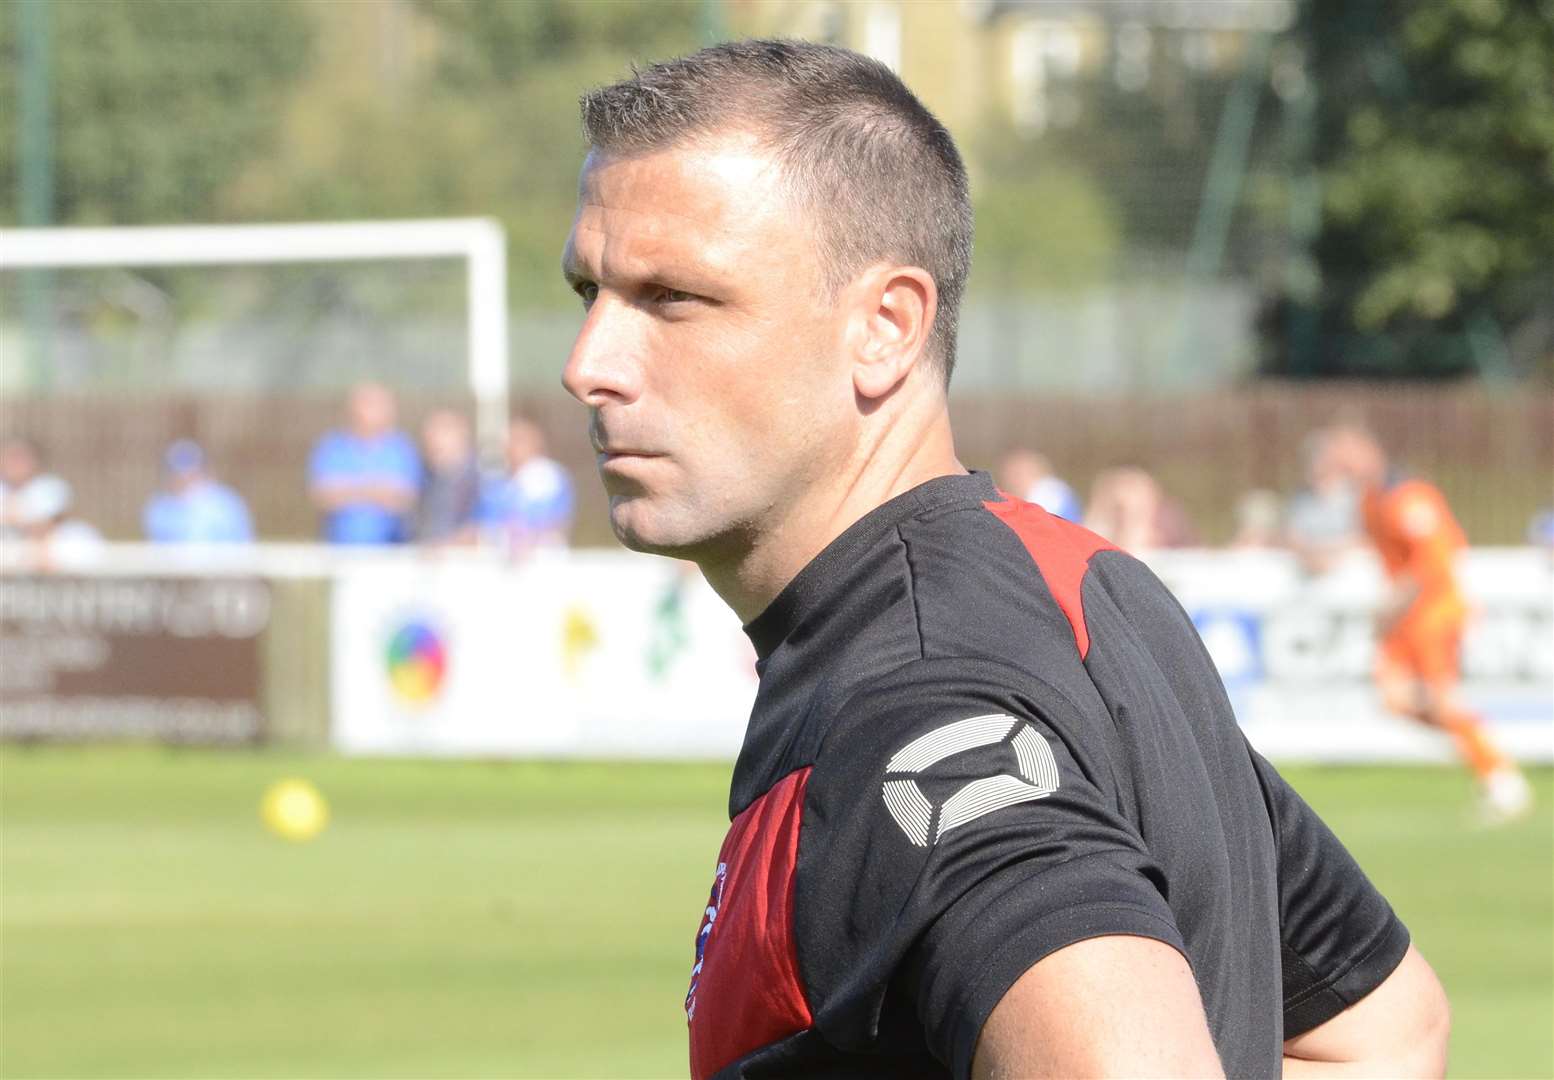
top-left (1, 383), bottom-right (1550, 547)
top-left (1, 544), bottom-right (1548, 763)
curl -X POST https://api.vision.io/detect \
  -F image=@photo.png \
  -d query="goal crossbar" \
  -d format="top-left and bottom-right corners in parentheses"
top-left (0, 219), bottom-right (511, 449)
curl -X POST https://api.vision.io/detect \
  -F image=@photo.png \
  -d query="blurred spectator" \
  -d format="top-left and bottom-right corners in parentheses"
top-left (1323, 423), bottom-right (1532, 820)
top-left (1529, 499), bottom-right (1554, 547)
top-left (412, 409), bottom-right (481, 544)
top-left (995, 448), bottom-right (1083, 522)
top-left (1084, 466), bottom-right (1198, 551)
top-left (1285, 428), bottom-right (1363, 573)
top-left (0, 436), bottom-right (63, 543)
top-left (479, 418), bottom-right (575, 554)
top-left (1230, 489), bottom-right (1283, 549)
top-left (142, 440), bottom-right (254, 544)
top-left (5, 475), bottom-right (104, 568)
top-left (308, 382), bottom-right (420, 545)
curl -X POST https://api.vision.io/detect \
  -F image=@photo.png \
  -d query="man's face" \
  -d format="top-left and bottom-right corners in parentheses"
top-left (561, 136), bottom-right (854, 561)
top-left (0, 442), bottom-right (38, 488)
top-left (348, 385), bottom-right (395, 438)
top-left (506, 421), bottom-right (543, 470)
top-left (422, 412), bottom-right (471, 471)
top-left (1322, 430), bottom-right (1384, 491)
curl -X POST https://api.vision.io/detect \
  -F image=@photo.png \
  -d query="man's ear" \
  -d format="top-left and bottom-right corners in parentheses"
top-left (848, 264), bottom-right (938, 401)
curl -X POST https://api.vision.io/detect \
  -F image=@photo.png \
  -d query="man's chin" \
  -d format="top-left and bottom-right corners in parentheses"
top-left (608, 499), bottom-right (684, 557)
top-left (608, 498), bottom-right (721, 561)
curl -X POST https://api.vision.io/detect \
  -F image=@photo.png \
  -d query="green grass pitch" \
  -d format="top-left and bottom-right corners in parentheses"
top-left (2, 748), bottom-right (1550, 1078)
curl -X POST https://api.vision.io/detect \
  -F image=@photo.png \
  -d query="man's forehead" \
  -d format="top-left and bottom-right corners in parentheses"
top-left (567, 136), bottom-right (794, 273)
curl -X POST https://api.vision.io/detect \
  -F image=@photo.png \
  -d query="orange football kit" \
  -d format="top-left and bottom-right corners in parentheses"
top-left (1361, 479), bottom-right (1516, 787)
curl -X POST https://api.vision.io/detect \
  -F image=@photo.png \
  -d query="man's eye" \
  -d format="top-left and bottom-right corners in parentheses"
top-left (659, 288), bottom-right (694, 304)
top-left (575, 282), bottom-right (599, 306)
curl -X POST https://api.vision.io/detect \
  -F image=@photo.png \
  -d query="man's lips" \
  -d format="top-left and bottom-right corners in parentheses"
top-left (595, 446), bottom-right (666, 473)
top-left (595, 446), bottom-right (662, 458)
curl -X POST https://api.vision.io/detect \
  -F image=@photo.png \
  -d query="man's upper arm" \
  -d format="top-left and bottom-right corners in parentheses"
top-left (972, 935), bottom-right (1223, 1080)
top-left (307, 435), bottom-right (343, 493)
top-left (794, 658), bottom-right (1188, 1079)
top-left (384, 435), bottom-right (422, 492)
top-left (1282, 943), bottom-right (1449, 1078)
top-left (1248, 747), bottom-right (1411, 1037)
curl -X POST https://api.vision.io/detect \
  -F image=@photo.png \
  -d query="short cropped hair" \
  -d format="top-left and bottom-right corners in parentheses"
top-left (580, 39), bottom-right (974, 383)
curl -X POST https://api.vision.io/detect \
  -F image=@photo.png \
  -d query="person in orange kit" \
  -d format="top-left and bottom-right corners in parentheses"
top-left (1323, 424), bottom-right (1531, 821)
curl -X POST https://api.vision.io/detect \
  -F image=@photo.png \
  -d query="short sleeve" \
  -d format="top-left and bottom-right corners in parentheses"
top-left (474, 475), bottom-right (509, 526)
top-left (533, 467), bottom-right (575, 530)
top-left (387, 434), bottom-right (422, 489)
top-left (307, 434), bottom-right (343, 488)
top-left (793, 658), bottom-right (1185, 1080)
top-left (142, 495), bottom-right (172, 541)
top-left (1248, 748), bottom-right (1410, 1037)
top-left (219, 488), bottom-right (254, 542)
top-left (1394, 489), bottom-right (1442, 542)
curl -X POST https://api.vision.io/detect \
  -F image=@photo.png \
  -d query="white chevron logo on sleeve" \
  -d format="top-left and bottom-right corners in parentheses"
top-left (881, 713), bottom-right (1061, 847)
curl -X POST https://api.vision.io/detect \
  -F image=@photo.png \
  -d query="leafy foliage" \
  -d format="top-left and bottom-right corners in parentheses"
top-left (1, 0), bottom-right (702, 310)
top-left (0, 0), bottom-right (311, 225)
top-left (1264, 0), bottom-right (1554, 378)
top-left (969, 119), bottom-right (1122, 293)
top-left (223, 0), bottom-right (702, 309)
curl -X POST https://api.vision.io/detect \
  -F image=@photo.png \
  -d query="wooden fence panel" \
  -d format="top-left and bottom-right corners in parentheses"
top-left (3, 385), bottom-right (1549, 546)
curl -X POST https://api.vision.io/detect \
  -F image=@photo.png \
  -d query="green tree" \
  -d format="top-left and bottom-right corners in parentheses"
top-left (971, 119), bottom-right (1121, 294)
top-left (0, 0), bottom-right (312, 225)
top-left (225, 0), bottom-right (702, 309)
top-left (1264, 0), bottom-right (1554, 379)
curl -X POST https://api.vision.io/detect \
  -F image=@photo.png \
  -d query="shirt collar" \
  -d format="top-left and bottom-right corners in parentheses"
top-left (742, 470), bottom-right (998, 662)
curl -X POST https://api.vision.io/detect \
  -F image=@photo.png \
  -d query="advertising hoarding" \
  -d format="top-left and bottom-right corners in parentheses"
top-left (0, 574), bottom-right (272, 744)
top-left (331, 548), bottom-right (1552, 762)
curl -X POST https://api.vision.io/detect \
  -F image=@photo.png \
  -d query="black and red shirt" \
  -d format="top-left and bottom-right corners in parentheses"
top-left (687, 472), bottom-right (1408, 1079)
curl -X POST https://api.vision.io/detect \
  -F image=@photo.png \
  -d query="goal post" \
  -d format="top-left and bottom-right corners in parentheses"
top-left (0, 218), bottom-right (510, 452)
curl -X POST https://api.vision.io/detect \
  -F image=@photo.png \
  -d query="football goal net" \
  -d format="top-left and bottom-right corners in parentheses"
top-left (0, 218), bottom-right (510, 451)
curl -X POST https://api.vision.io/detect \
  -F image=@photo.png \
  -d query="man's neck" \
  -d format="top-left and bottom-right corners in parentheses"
top-left (700, 407), bottom-right (964, 625)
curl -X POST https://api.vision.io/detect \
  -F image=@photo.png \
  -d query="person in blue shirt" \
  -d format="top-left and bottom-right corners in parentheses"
top-left (308, 382), bottom-right (421, 545)
top-left (996, 448), bottom-right (1083, 523)
top-left (1530, 499), bottom-right (1554, 547)
top-left (478, 417), bottom-right (575, 555)
top-left (142, 439), bottom-right (254, 544)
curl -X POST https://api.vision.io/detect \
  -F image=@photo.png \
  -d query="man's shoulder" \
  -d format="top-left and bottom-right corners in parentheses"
top-left (846, 501), bottom-right (1234, 776)
top-left (805, 654), bottom-right (1101, 780)
top-left (312, 428), bottom-right (352, 451)
top-left (1377, 478), bottom-right (1458, 544)
top-left (192, 481), bottom-right (243, 506)
top-left (309, 429), bottom-right (358, 468)
top-left (142, 492), bottom-right (180, 532)
top-left (515, 457), bottom-right (571, 498)
top-left (896, 495), bottom-right (1171, 670)
top-left (205, 485), bottom-right (253, 529)
top-left (900, 494), bottom-right (1127, 596)
top-left (377, 430), bottom-right (420, 463)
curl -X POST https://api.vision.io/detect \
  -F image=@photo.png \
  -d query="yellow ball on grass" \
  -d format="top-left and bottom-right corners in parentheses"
top-left (260, 778), bottom-right (330, 842)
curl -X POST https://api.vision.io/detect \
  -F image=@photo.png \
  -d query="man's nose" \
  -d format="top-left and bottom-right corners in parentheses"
top-left (562, 296), bottom-right (643, 407)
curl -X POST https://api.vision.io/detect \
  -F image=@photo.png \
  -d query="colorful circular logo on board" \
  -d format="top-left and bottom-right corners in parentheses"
top-left (385, 619), bottom-right (447, 705)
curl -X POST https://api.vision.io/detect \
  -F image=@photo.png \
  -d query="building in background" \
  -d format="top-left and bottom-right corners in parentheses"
top-left (730, 0), bottom-right (1290, 138)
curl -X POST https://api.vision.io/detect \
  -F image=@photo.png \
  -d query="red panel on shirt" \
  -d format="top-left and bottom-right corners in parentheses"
top-left (984, 494), bottom-right (1116, 660)
top-left (687, 768), bottom-right (814, 1079)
